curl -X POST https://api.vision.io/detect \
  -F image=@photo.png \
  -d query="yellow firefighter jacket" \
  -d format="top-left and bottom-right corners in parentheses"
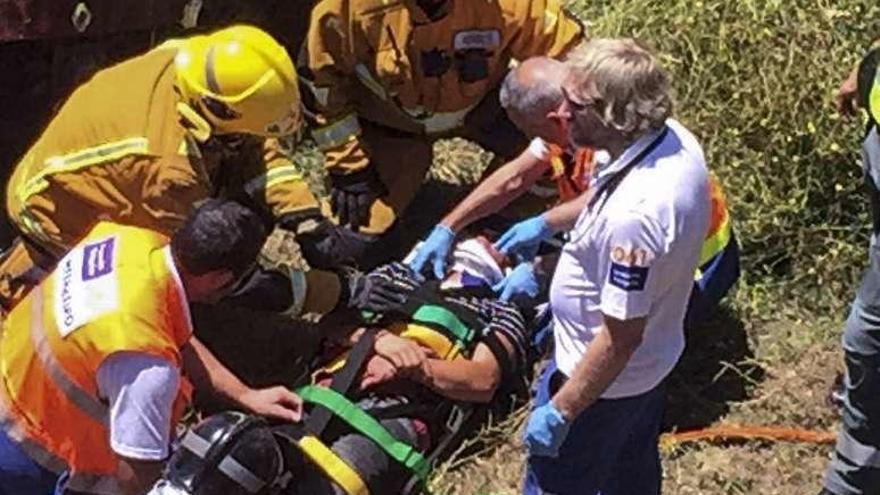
top-left (302, 0), bottom-right (583, 174)
top-left (6, 43), bottom-right (320, 258)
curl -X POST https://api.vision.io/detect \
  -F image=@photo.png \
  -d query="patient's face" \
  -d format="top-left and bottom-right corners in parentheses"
top-left (442, 235), bottom-right (511, 288)
top-left (473, 236), bottom-right (510, 270)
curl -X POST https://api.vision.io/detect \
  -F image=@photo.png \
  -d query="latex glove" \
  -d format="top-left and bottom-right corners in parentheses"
top-left (523, 401), bottom-right (571, 458)
top-left (492, 263), bottom-right (538, 302)
top-left (408, 225), bottom-right (455, 279)
top-left (345, 269), bottom-right (413, 314)
top-left (494, 215), bottom-right (553, 262)
top-left (238, 386), bottom-right (303, 423)
top-left (330, 167), bottom-right (386, 231)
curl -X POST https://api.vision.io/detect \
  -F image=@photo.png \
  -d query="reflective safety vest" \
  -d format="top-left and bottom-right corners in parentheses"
top-left (0, 222), bottom-right (193, 494)
top-left (699, 175), bottom-right (734, 272)
top-left (295, 299), bottom-right (499, 495)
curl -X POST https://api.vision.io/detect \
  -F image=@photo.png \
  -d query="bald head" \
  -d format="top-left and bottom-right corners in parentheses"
top-left (500, 57), bottom-right (567, 141)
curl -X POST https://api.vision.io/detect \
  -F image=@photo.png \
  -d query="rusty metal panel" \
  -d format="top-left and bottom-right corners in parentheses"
top-left (0, 0), bottom-right (191, 42)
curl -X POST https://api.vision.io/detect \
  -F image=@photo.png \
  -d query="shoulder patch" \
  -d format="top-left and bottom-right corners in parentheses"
top-left (609, 262), bottom-right (649, 292)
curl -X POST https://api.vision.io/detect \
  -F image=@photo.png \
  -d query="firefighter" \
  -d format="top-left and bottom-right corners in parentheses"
top-left (0, 200), bottom-right (305, 495)
top-left (299, 0), bottom-right (584, 268)
top-left (0, 24), bottom-right (358, 317)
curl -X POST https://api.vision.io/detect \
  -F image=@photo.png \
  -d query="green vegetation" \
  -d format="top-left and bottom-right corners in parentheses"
top-left (424, 1), bottom-right (880, 493)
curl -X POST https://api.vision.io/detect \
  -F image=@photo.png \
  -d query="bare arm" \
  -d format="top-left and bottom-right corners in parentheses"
top-left (542, 188), bottom-right (591, 232)
top-left (182, 337), bottom-right (302, 422)
top-left (416, 340), bottom-right (511, 403)
top-left (551, 315), bottom-right (646, 420)
top-left (116, 457), bottom-right (163, 495)
top-left (441, 150), bottom-right (547, 232)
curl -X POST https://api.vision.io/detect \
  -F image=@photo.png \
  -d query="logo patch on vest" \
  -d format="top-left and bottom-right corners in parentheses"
top-left (453, 30), bottom-right (500, 51)
top-left (82, 238), bottom-right (115, 281)
top-left (54, 235), bottom-right (119, 338)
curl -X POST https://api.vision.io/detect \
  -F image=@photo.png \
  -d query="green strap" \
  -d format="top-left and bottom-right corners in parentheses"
top-left (411, 305), bottom-right (475, 346)
top-left (297, 385), bottom-right (431, 482)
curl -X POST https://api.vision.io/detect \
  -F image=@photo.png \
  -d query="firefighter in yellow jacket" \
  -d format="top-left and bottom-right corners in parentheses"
top-left (299, 0), bottom-right (584, 266)
top-left (0, 25), bottom-right (361, 315)
top-left (0, 200), bottom-right (305, 495)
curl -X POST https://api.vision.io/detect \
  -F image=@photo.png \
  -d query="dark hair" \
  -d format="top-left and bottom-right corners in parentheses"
top-left (171, 199), bottom-right (267, 278)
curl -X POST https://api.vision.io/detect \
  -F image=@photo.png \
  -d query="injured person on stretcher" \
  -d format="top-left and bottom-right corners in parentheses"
top-left (150, 236), bottom-right (538, 495)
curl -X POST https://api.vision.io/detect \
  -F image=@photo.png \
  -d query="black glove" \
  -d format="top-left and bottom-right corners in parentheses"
top-left (344, 266), bottom-right (417, 315)
top-left (329, 167), bottom-right (387, 231)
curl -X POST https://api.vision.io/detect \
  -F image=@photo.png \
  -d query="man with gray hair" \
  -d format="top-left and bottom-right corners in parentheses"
top-left (520, 38), bottom-right (710, 494)
top-left (408, 56), bottom-right (592, 295)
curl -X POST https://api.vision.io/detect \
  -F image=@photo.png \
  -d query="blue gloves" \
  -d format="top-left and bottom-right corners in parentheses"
top-left (408, 225), bottom-right (455, 279)
top-left (494, 215), bottom-right (553, 262)
top-left (523, 401), bottom-right (571, 458)
top-left (493, 262), bottom-right (538, 302)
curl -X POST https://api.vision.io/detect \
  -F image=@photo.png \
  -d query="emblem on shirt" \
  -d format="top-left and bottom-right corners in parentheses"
top-left (453, 30), bottom-right (500, 51)
top-left (608, 246), bottom-right (651, 291)
top-left (82, 237), bottom-right (115, 281)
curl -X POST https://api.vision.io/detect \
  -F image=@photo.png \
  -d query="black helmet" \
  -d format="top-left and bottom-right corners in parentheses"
top-left (149, 411), bottom-right (286, 495)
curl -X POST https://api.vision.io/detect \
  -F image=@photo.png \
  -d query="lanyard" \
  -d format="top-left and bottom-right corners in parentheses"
top-left (588, 126), bottom-right (670, 214)
top-left (568, 126), bottom-right (670, 242)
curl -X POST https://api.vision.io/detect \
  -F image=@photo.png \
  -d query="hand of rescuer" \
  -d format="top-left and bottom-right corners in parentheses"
top-left (494, 215), bottom-right (553, 262)
top-left (329, 166), bottom-right (386, 231)
top-left (523, 400), bottom-right (571, 458)
top-left (493, 262), bottom-right (539, 302)
top-left (408, 224), bottom-right (455, 279)
top-left (345, 267), bottom-right (415, 314)
top-left (238, 386), bottom-right (303, 422)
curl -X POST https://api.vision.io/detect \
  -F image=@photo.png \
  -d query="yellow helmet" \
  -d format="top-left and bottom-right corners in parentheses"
top-left (174, 25), bottom-right (301, 138)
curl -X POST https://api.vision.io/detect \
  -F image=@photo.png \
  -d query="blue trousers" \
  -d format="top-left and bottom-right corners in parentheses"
top-left (523, 361), bottom-right (665, 495)
top-left (823, 128), bottom-right (880, 495)
top-left (0, 428), bottom-right (58, 495)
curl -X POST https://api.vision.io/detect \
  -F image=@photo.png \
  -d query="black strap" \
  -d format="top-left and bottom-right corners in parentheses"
top-left (304, 327), bottom-right (380, 436)
top-left (589, 126), bottom-right (669, 214)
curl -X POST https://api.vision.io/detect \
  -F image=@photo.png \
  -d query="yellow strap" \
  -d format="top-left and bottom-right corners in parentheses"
top-left (698, 216), bottom-right (732, 267)
top-left (19, 137), bottom-right (150, 201)
top-left (298, 435), bottom-right (369, 495)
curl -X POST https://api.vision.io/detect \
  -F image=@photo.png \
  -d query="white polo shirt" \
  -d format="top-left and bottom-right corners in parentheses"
top-left (549, 119), bottom-right (710, 398)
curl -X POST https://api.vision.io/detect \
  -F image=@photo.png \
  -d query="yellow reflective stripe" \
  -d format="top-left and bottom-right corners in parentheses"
top-left (698, 217), bottom-right (732, 267)
top-left (299, 435), bottom-right (369, 495)
top-left (543, 8), bottom-right (559, 33)
top-left (243, 166), bottom-right (305, 196)
top-left (312, 114), bottom-right (362, 150)
top-left (19, 137), bottom-right (149, 201)
top-left (18, 209), bottom-right (52, 246)
top-left (29, 291), bottom-right (108, 424)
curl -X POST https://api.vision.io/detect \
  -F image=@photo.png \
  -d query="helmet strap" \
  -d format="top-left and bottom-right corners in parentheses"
top-left (177, 102), bottom-right (213, 143)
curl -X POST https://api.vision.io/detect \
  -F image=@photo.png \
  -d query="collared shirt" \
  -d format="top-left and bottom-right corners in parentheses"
top-left (549, 119), bottom-right (710, 398)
